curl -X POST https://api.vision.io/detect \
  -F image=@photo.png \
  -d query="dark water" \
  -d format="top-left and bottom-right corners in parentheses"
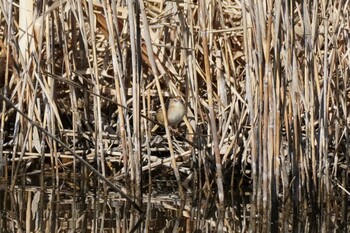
top-left (0, 176), bottom-right (348, 232)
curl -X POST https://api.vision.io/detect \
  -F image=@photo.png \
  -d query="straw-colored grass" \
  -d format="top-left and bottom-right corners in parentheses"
top-left (0, 0), bottom-right (349, 231)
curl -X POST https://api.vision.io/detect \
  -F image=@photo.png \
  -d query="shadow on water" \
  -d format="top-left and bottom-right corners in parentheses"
top-left (0, 182), bottom-right (240, 232)
top-left (0, 172), bottom-right (348, 232)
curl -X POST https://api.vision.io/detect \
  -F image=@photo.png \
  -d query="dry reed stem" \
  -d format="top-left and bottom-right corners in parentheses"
top-left (1, 0), bottom-right (350, 231)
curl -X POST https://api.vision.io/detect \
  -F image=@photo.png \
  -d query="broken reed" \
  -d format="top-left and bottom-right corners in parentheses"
top-left (244, 0), bottom-right (349, 231)
top-left (0, 0), bottom-right (349, 231)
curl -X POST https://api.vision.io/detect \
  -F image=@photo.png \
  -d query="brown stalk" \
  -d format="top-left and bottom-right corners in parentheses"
top-left (198, 0), bottom-right (224, 208)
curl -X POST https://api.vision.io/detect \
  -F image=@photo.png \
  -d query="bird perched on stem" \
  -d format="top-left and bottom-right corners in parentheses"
top-left (156, 97), bottom-right (185, 127)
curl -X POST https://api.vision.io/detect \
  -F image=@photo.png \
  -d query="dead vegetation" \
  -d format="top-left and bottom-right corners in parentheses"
top-left (0, 0), bottom-right (349, 232)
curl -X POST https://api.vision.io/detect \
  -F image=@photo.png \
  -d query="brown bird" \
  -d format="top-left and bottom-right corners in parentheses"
top-left (156, 97), bottom-right (185, 126)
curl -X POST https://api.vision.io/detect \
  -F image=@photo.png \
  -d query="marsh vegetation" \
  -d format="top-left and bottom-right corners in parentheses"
top-left (0, 0), bottom-right (349, 232)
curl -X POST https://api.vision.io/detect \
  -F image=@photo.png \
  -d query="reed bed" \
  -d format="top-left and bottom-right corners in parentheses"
top-left (0, 0), bottom-right (349, 232)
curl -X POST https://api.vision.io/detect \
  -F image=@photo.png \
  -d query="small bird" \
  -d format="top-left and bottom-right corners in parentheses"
top-left (156, 97), bottom-right (185, 126)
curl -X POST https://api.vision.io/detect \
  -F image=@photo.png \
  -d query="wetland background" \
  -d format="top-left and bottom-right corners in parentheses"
top-left (0, 0), bottom-right (349, 232)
